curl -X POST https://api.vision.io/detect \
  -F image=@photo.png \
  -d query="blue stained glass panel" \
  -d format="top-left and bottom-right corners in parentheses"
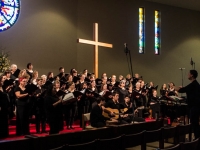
top-left (0, 0), bottom-right (20, 32)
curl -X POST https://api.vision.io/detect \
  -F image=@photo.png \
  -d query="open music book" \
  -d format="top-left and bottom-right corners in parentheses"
top-left (62, 93), bottom-right (75, 102)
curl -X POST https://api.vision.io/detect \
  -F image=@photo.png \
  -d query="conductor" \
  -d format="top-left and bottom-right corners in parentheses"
top-left (177, 70), bottom-right (200, 139)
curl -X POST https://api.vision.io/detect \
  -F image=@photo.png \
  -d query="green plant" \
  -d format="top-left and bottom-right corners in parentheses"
top-left (0, 50), bottom-right (10, 73)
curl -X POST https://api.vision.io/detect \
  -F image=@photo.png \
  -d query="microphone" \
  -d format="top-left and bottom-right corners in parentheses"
top-left (179, 68), bottom-right (185, 70)
top-left (190, 57), bottom-right (194, 65)
top-left (124, 43), bottom-right (129, 54)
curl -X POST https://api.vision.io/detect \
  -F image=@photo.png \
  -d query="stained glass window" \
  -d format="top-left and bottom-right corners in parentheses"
top-left (0, 0), bottom-right (20, 32)
top-left (139, 7), bottom-right (145, 54)
top-left (155, 10), bottom-right (160, 55)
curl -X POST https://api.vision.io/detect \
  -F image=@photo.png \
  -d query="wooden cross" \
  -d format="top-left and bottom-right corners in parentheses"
top-left (77, 23), bottom-right (113, 78)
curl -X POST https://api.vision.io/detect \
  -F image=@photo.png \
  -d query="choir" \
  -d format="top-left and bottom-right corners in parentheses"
top-left (0, 63), bottom-right (185, 138)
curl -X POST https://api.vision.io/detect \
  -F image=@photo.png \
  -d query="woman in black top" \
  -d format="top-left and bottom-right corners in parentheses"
top-left (0, 76), bottom-right (9, 138)
top-left (116, 80), bottom-right (129, 104)
top-left (15, 77), bottom-right (30, 136)
top-left (160, 83), bottom-right (168, 97)
top-left (44, 81), bottom-right (63, 134)
top-left (64, 81), bottom-right (77, 130)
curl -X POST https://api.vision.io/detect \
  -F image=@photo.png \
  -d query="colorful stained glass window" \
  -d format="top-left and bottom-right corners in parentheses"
top-left (139, 7), bottom-right (145, 54)
top-left (0, 0), bottom-right (20, 32)
top-left (155, 10), bottom-right (160, 55)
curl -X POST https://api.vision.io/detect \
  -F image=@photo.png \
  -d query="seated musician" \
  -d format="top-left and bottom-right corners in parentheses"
top-left (148, 89), bottom-right (160, 119)
top-left (104, 92), bottom-right (129, 124)
top-left (90, 96), bottom-right (111, 128)
top-left (121, 95), bottom-right (133, 123)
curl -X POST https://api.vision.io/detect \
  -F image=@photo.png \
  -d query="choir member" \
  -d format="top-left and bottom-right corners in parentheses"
top-left (115, 80), bottom-right (129, 104)
top-left (41, 75), bottom-right (47, 85)
top-left (31, 71), bottom-right (38, 85)
top-left (101, 73), bottom-right (107, 78)
top-left (76, 74), bottom-right (85, 91)
top-left (3, 70), bottom-right (15, 119)
top-left (102, 76), bottom-right (108, 85)
top-left (70, 68), bottom-right (76, 75)
top-left (65, 74), bottom-right (73, 89)
top-left (47, 72), bottom-right (54, 81)
top-left (26, 63), bottom-right (34, 80)
top-left (59, 67), bottom-right (65, 74)
top-left (72, 70), bottom-right (79, 84)
top-left (140, 80), bottom-right (148, 107)
top-left (167, 82), bottom-right (178, 96)
top-left (89, 74), bottom-right (95, 82)
top-left (148, 89), bottom-right (160, 119)
top-left (99, 84), bottom-right (108, 96)
top-left (35, 78), bottom-right (46, 133)
top-left (10, 64), bottom-right (19, 79)
top-left (118, 75), bottom-right (124, 81)
top-left (0, 76), bottom-right (9, 138)
top-left (89, 80), bottom-right (98, 93)
top-left (127, 84), bottom-right (133, 98)
top-left (160, 83), bottom-right (168, 97)
top-left (18, 69), bottom-right (29, 79)
top-left (44, 81), bottom-right (63, 134)
top-left (64, 81), bottom-right (77, 129)
top-left (125, 74), bottom-right (132, 88)
top-left (133, 82), bottom-right (143, 108)
top-left (15, 76), bottom-right (30, 135)
top-left (110, 75), bottom-right (117, 87)
top-left (132, 73), bottom-right (140, 86)
top-left (82, 69), bottom-right (88, 77)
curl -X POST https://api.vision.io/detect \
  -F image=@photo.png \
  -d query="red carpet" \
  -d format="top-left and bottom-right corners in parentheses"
top-left (0, 117), bottom-right (155, 141)
top-left (0, 117), bottom-right (82, 141)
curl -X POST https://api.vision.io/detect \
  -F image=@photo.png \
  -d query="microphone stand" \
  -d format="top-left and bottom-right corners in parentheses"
top-left (124, 44), bottom-right (135, 123)
top-left (124, 44), bottom-right (134, 78)
top-left (124, 49), bottom-right (131, 76)
top-left (179, 68), bottom-right (185, 97)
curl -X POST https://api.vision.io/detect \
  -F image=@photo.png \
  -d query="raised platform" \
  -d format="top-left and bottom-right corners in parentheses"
top-left (0, 119), bottom-right (163, 150)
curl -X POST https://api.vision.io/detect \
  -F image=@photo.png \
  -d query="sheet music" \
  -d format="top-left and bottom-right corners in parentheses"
top-left (168, 96), bottom-right (183, 101)
top-left (62, 93), bottom-right (74, 102)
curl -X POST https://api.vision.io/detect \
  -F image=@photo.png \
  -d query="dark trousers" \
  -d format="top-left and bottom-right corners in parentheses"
top-left (77, 105), bottom-right (84, 127)
top-left (16, 105), bottom-right (30, 135)
top-left (35, 112), bottom-right (46, 133)
top-left (189, 107), bottom-right (200, 139)
top-left (49, 117), bottom-right (60, 135)
top-left (65, 104), bottom-right (77, 127)
top-left (0, 113), bottom-right (9, 138)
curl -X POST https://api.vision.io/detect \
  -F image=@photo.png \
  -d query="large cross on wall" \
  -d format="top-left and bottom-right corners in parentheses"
top-left (77, 23), bottom-right (113, 78)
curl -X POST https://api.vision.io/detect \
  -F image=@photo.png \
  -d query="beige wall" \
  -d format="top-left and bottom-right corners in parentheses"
top-left (0, 0), bottom-right (200, 90)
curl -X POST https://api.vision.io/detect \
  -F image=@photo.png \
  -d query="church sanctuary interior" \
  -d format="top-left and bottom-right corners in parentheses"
top-left (1, 0), bottom-right (200, 150)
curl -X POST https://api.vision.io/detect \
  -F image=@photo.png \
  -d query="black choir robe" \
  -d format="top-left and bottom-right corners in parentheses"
top-left (0, 91), bottom-right (9, 138)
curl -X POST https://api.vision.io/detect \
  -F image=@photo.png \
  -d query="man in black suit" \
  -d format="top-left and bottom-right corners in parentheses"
top-left (177, 70), bottom-right (200, 139)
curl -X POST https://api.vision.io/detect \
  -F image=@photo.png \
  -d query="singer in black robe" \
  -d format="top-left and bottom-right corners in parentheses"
top-left (0, 89), bottom-right (9, 138)
top-left (44, 85), bottom-right (63, 134)
top-left (115, 80), bottom-right (129, 104)
top-left (15, 78), bottom-right (30, 136)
